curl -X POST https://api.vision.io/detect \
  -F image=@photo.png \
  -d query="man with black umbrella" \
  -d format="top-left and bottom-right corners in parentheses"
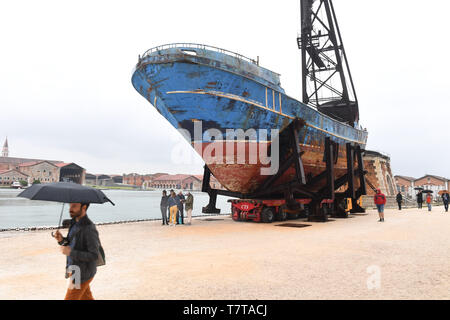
top-left (54, 202), bottom-right (101, 300)
top-left (417, 191), bottom-right (423, 209)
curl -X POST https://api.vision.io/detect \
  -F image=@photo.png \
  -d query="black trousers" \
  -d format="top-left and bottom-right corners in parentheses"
top-left (397, 201), bottom-right (402, 210)
top-left (445, 202), bottom-right (449, 212)
top-left (177, 206), bottom-right (184, 224)
top-left (418, 202), bottom-right (423, 209)
top-left (161, 206), bottom-right (168, 225)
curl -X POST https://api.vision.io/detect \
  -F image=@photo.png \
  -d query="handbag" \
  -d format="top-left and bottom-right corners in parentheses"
top-left (65, 226), bottom-right (106, 267)
top-left (96, 244), bottom-right (106, 267)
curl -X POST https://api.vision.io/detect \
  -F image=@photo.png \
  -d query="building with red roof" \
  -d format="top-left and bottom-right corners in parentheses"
top-left (0, 138), bottom-right (85, 185)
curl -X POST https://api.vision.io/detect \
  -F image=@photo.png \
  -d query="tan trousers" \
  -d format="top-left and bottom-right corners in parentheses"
top-left (187, 209), bottom-right (193, 224)
top-left (169, 205), bottom-right (178, 224)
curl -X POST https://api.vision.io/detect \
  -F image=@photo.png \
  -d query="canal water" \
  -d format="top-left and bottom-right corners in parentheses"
top-left (0, 189), bottom-right (233, 229)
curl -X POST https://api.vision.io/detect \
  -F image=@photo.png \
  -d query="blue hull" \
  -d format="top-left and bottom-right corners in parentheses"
top-left (132, 44), bottom-right (367, 146)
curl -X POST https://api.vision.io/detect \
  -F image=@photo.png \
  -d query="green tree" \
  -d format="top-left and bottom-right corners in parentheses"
top-left (32, 179), bottom-right (41, 185)
top-left (19, 180), bottom-right (28, 187)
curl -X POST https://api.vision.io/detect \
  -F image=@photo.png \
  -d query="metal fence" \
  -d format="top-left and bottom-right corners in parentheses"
top-left (141, 43), bottom-right (257, 65)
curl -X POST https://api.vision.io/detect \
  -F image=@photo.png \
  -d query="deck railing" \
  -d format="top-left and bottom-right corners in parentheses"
top-left (141, 43), bottom-right (258, 65)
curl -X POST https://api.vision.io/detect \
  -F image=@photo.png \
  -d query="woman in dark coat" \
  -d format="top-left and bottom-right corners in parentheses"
top-left (442, 192), bottom-right (449, 213)
top-left (396, 192), bottom-right (403, 210)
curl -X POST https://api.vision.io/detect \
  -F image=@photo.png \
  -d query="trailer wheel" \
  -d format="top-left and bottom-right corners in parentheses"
top-left (261, 207), bottom-right (275, 223)
top-left (275, 205), bottom-right (288, 221)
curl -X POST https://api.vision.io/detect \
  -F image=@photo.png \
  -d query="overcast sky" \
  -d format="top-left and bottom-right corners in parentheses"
top-left (1, 0), bottom-right (449, 178)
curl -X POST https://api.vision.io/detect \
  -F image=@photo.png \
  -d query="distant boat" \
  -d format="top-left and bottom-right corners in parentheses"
top-left (11, 181), bottom-right (22, 189)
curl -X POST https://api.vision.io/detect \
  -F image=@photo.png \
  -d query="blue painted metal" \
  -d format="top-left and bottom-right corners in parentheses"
top-left (131, 44), bottom-right (368, 149)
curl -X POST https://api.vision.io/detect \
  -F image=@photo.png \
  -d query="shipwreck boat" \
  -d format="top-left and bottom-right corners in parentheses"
top-left (132, 0), bottom-right (369, 218)
top-left (132, 43), bottom-right (367, 188)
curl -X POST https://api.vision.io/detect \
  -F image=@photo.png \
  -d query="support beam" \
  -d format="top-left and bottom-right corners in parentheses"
top-left (324, 137), bottom-right (335, 200)
top-left (290, 121), bottom-right (307, 185)
top-left (201, 165), bottom-right (221, 214)
top-left (356, 145), bottom-right (367, 195)
top-left (346, 143), bottom-right (355, 199)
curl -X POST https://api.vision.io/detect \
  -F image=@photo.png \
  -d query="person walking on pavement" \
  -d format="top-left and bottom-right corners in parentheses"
top-left (177, 191), bottom-right (185, 225)
top-left (442, 192), bottom-right (449, 213)
top-left (168, 190), bottom-right (181, 226)
top-left (396, 191), bottom-right (403, 210)
top-left (53, 203), bottom-right (101, 300)
top-left (374, 189), bottom-right (386, 222)
top-left (426, 193), bottom-right (433, 212)
top-left (160, 190), bottom-right (169, 225)
top-left (417, 191), bottom-right (423, 209)
top-left (185, 191), bottom-right (194, 225)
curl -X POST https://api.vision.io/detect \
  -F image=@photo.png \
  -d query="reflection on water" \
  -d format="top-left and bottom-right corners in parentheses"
top-left (0, 189), bottom-right (233, 229)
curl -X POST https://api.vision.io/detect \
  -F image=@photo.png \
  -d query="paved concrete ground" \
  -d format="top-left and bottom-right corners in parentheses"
top-left (1, 207), bottom-right (450, 300)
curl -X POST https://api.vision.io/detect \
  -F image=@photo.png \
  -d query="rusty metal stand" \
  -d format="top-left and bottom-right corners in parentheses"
top-left (200, 119), bottom-right (367, 218)
top-left (201, 165), bottom-right (221, 214)
top-left (351, 145), bottom-right (367, 213)
top-left (331, 143), bottom-right (367, 217)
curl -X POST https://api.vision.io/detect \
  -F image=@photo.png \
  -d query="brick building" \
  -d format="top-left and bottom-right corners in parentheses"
top-left (414, 175), bottom-right (449, 193)
top-left (18, 161), bottom-right (60, 183)
top-left (363, 150), bottom-right (396, 196)
top-left (0, 138), bottom-right (85, 185)
top-left (151, 174), bottom-right (203, 190)
top-left (394, 176), bottom-right (416, 197)
top-left (0, 169), bottom-right (28, 186)
top-left (394, 174), bottom-right (449, 200)
top-left (123, 173), bottom-right (168, 189)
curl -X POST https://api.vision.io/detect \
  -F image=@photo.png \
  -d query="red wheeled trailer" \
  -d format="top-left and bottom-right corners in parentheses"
top-left (229, 198), bottom-right (342, 223)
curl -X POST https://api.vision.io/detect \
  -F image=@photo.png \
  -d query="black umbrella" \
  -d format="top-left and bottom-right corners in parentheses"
top-left (414, 187), bottom-right (424, 191)
top-left (422, 190), bottom-right (434, 194)
top-left (18, 182), bottom-right (115, 205)
top-left (17, 182), bottom-right (115, 235)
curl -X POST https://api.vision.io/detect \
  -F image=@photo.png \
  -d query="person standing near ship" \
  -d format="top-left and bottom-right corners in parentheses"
top-left (374, 189), bottom-right (386, 222)
top-left (168, 190), bottom-right (181, 226)
top-left (396, 191), bottom-right (403, 211)
top-left (426, 193), bottom-right (433, 212)
top-left (185, 191), bottom-right (194, 225)
top-left (177, 191), bottom-right (185, 225)
top-left (442, 192), bottom-right (449, 213)
top-left (160, 190), bottom-right (169, 225)
top-left (417, 191), bottom-right (423, 209)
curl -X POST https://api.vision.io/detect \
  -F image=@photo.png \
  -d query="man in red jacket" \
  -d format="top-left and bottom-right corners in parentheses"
top-left (374, 189), bottom-right (387, 222)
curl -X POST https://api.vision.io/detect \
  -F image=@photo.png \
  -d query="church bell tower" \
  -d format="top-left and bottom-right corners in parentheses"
top-left (2, 137), bottom-right (9, 157)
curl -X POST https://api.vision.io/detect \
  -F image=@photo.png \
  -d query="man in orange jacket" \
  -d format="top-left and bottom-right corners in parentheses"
top-left (374, 189), bottom-right (387, 222)
top-left (426, 193), bottom-right (433, 212)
